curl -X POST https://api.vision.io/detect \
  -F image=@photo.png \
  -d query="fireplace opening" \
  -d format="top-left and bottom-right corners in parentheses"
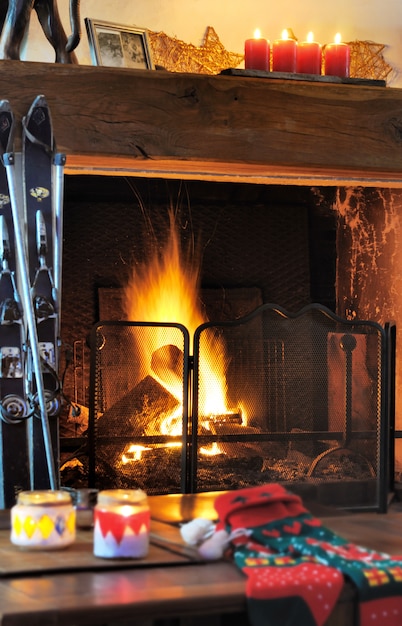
top-left (59, 175), bottom-right (394, 511)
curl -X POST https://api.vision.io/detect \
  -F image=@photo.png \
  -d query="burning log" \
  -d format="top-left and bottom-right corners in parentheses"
top-left (95, 374), bottom-right (180, 437)
top-left (208, 420), bottom-right (266, 459)
top-left (151, 343), bottom-right (183, 391)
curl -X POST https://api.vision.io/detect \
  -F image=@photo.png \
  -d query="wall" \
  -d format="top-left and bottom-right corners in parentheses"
top-left (16, 0), bottom-right (402, 87)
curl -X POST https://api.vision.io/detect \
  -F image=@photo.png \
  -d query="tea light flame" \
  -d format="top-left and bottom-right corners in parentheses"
top-left (120, 504), bottom-right (135, 517)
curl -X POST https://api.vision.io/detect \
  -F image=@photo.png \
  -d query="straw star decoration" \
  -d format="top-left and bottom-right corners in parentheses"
top-left (148, 26), bottom-right (243, 75)
top-left (346, 40), bottom-right (394, 81)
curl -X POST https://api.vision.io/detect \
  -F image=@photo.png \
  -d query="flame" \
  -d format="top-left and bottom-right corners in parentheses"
top-left (307, 32), bottom-right (314, 43)
top-left (334, 33), bottom-right (342, 45)
top-left (122, 444), bottom-right (150, 464)
top-left (200, 442), bottom-right (222, 456)
top-left (124, 211), bottom-right (230, 452)
top-left (281, 29), bottom-right (289, 40)
top-left (254, 29), bottom-right (261, 39)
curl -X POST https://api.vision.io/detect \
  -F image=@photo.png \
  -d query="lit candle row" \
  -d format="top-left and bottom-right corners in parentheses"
top-left (244, 30), bottom-right (350, 78)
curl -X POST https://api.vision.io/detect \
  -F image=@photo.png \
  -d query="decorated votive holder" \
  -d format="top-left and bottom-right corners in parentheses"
top-left (11, 490), bottom-right (76, 549)
top-left (93, 489), bottom-right (150, 559)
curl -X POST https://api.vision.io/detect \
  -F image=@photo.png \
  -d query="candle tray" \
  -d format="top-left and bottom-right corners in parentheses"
top-left (221, 68), bottom-right (386, 87)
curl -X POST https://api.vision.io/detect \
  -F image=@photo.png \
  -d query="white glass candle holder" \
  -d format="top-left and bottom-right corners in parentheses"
top-left (10, 490), bottom-right (76, 549)
top-left (93, 489), bottom-right (150, 559)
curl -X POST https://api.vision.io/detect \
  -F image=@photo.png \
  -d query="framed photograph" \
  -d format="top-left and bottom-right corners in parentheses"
top-left (85, 18), bottom-right (154, 69)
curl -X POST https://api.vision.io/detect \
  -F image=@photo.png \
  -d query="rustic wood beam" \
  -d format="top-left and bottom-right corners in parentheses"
top-left (2, 60), bottom-right (402, 185)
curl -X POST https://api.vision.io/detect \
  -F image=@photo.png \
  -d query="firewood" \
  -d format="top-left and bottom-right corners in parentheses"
top-left (95, 374), bottom-right (180, 437)
top-left (151, 343), bottom-right (183, 390)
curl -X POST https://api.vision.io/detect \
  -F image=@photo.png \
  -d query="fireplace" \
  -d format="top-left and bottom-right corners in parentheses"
top-left (57, 176), bottom-right (394, 513)
top-left (1, 61), bottom-right (399, 511)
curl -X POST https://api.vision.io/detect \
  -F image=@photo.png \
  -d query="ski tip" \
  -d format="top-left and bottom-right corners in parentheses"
top-left (0, 100), bottom-right (14, 155)
top-left (23, 94), bottom-right (53, 149)
top-left (23, 94), bottom-right (49, 125)
top-left (0, 100), bottom-right (11, 113)
top-left (29, 95), bottom-right (48, 110)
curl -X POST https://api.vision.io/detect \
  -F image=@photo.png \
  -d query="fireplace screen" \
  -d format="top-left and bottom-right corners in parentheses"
top-left (88, 304), bottom-right (393, 511)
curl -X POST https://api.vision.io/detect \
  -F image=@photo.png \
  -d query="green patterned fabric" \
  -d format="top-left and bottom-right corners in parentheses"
top-left (212, 485), bottom-right (402, 626)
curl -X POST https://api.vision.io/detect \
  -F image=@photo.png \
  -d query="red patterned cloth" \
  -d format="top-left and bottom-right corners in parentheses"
top-left (211, 484), bottom-right (402, 626)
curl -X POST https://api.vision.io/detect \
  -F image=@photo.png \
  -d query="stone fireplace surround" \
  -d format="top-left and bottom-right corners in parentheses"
top-left (2, 60), bottom-right (401, 502)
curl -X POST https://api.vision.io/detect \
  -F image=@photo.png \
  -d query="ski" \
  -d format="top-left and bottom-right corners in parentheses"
top-left (22, 95), bottom-right (62, 490)
top-left (0, 101), bottom-right (30, 507)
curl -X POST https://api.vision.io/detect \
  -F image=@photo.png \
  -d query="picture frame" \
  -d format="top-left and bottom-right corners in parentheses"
top-left (85, 18), bottom-right (154, 70)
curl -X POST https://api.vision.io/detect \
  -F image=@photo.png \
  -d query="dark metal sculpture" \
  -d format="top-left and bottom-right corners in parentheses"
top-left (0, 0), bottom-right (81, 63)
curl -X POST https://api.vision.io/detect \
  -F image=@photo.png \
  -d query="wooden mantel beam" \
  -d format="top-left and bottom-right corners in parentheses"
top-left (2, 60), bottom-right (402, 186)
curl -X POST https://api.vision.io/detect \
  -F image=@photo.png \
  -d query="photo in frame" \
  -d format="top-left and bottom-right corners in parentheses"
top-left (85, 18), bottom-right (154, 69)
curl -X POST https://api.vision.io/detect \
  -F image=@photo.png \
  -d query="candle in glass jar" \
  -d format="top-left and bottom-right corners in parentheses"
top-left (10, 490), bottom-right (76, 549)
top-left (94, 489), bottom-right (150, 559)
top-left (324, 33), bottom-right (350, 77)
top-left (244, 29), bottom-right (270, 71)
top-left (296, 32), bottom-right (322, 75)
top-left (272, 29), bottom-right (297, 73)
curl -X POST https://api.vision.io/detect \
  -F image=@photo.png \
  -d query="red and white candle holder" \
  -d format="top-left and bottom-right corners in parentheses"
top-left (93, 489), bottom-right (150, 559)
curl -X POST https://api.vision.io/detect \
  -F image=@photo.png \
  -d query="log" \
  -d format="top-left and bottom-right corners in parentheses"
top-left (95, 374), bottom-right (180, 437)
top-left (151, 344), bottom-right (183, 391)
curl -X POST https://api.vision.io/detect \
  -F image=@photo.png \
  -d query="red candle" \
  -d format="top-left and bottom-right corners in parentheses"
top-left (324, 33), bottom-right (350, 78)
top-left (244, 29), bottom-right (270, 71)
top-left (296, 32), bottom-right (322, 75)
top-left (272, 29), bottom-right (297, 73)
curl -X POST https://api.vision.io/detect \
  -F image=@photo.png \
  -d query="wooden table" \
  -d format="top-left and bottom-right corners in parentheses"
top-left (0, 494), bottom-right (401, 626)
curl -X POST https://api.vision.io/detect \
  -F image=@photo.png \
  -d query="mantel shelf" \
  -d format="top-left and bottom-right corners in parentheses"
top-left (3, 60), bottom-right (402, 186)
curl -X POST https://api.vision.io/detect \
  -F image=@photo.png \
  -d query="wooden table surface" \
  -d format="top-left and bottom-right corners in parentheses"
top-left (0, 494), bottom-right (401, 626)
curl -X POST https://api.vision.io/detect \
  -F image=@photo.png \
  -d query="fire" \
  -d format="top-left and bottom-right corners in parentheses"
top-left (122, 444), bottom-right (150, 464)
top-left (123, 211), bottom-right (230, 453)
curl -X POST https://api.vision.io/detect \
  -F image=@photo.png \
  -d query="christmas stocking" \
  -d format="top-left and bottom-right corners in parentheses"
top-left (199, 484), bottom-right (402, 626)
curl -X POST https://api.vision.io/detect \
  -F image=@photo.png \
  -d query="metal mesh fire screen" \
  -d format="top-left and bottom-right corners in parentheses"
top-left (88, 304), bottom-right (394, 512)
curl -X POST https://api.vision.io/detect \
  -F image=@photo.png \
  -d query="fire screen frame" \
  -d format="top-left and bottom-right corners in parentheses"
top-left (88, 305), bottom-right (394, 512)
top-left (191, 304), bottom-right (394, 512)
top-left (88, 321), bottom-right (191, 493)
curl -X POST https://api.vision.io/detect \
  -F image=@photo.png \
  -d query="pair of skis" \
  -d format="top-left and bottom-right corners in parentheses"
top-left (0, 95), bottom-right (64, 506)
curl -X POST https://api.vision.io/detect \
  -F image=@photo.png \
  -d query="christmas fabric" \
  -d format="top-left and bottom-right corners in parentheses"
top-left (212, 484), bottom-right (402, 626)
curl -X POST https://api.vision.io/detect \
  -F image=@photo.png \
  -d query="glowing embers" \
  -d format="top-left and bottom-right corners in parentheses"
top-left (121, 444), bottom-right (151, 464)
